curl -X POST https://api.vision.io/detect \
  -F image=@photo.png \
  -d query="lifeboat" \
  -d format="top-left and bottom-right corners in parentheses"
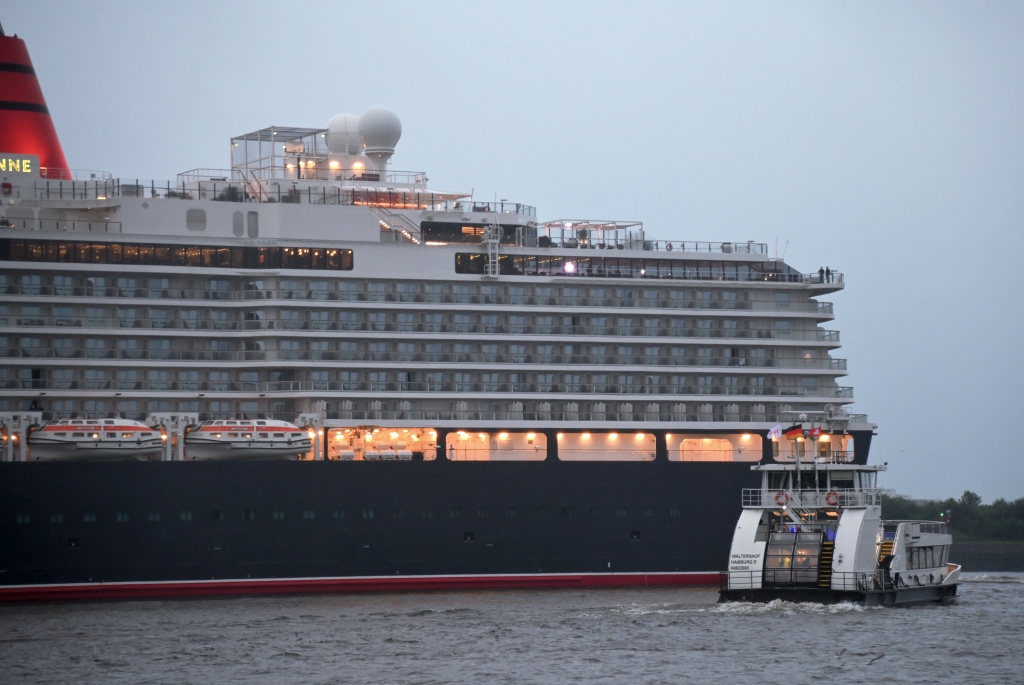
top-left (28, 419), bottom-right (163, 461)
top-left (184, 419), bottom-right (312, 460)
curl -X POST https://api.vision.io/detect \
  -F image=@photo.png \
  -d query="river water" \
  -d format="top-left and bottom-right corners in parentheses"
top-left (1, 573), bottom-right (1021, 684)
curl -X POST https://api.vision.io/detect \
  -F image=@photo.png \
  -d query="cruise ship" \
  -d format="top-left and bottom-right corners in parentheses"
top-left (0, 28), bottom-right (875, 600)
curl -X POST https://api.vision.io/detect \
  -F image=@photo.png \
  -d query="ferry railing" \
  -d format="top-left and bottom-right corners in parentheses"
top-left (0, 285), bottom-right (834, 315)
top-left (722, 570), bottom-right (892, 592)
top-left (741, 488), bottom-right (880, 508)
top-left (430, 200), bottom-right (537, 217)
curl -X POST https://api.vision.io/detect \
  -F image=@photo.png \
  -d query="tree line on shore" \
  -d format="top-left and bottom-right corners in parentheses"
top-left (882, 491), bottom-right (1024, 541)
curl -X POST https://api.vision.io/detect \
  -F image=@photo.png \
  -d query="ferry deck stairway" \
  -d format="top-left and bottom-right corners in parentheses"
top-left (818, 541), bottom-right (835, 588)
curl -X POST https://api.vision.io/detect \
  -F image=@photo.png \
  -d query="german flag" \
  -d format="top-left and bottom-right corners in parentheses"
top-left (784, 424), bottom-right (803, 438)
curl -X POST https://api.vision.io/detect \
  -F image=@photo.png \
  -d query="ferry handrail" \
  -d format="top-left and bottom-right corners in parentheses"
top-left (742, 488), bottom-right (882, 507)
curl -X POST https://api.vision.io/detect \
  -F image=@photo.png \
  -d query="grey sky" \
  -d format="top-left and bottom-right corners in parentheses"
top-left (6, 1), bottom-right (1023, 501)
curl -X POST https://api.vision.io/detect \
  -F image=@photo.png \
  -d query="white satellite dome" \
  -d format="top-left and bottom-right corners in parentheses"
top-left (326, 113), bottom-right (361, 155)
top-left (358, 106), bottom-right (402, 152)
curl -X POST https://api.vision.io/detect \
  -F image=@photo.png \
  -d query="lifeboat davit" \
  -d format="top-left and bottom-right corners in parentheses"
top-left (184, 419), bottom-right (312, 460)
top-left (28, 419), bottom-right (163, 461)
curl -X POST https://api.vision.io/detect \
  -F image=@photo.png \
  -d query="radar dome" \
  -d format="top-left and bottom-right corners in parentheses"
top-left (326, 113), bottom-right (361, 155)
top-left (358, 106), bottom-right (402, 152)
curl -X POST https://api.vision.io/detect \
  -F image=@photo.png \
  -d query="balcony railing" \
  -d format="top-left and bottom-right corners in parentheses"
top-left (0, 285), bottom-right (835, 315)
top-left (0, 218), bottom-right (122, 233)
top-left (0, 377), bottom-right (854, 399)
top-left (0, 317), bottom-right (840, 344)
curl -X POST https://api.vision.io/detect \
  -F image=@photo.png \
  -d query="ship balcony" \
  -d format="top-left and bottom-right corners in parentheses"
top-left (0, 283), bottom-right (836, 317)
top-left (742, 488), bottom-right (882, 508)
top-left (0, 317), bottom-right (842, 345)
top-left (0, 377), bottom-right (855, 400)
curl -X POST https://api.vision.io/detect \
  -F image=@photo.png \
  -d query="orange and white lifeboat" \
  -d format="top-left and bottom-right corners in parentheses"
top-left (184, 419), bottom-right (312, 460)
top-left (28, 419), bottom-right (163, 461)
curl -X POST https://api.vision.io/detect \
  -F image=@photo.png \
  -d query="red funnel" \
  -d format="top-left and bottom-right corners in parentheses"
top-left (0, 33), bottom-right (70, 178)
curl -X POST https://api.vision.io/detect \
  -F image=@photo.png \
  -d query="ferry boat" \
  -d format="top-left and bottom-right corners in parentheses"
top-left (0, 27), bottom-right (879, 601)
top-left (719, 454), bottom-right (960, 606)
top-left (27, 418), bottom-right (163, 461)
top-left (185, 419), bottom-right (312, 460)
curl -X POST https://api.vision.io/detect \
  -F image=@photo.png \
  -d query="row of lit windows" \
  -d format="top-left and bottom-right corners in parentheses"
top-left (0, 239), bottom-right (354, 271)
top-left (14, 506), bottom-right (681, 524)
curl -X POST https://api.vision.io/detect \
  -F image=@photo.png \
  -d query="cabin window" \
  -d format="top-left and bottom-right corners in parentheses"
top-left (16, 513), bottom-right (30, 524)
top-left (420, 508), bottom-right (433, 519)
top-left (463, 531), bottom-right (475, 541)
top-left (303, 509), bottom-right (315, 520)
top-left (616, 507), bottom-right (628, 518)
top-left (116, 512), bottom-right (129, 522)
top-left (448, 507), bottom-right (460, 519)
top-left (859, 472), bottom-right (877, 489)
top-left (361, 508), bottom-right (374, 520)
top-left (669, 434), bottom-right (761, 462)
top-left (630, 531), bottom-right (642, 540)
top-left (148, 511), bottom-right (161, 522)
top-left (447, 431), bottom-right (546, 461)
top-left (558, 432), bottom-right (655, 461)
top-left (273, 509), bottom-right (285, 520)
top-left (83, 513), bottom-right (97, 523)
top-left (506, 507), bottom-right (518, 518)
top-left (332, 509), bottom-right (344, 519)
top-left (669, 507), bottom-right (682, 517)
top-left (50, 513), bottom-right (63, 523)
top-left (589, 507), bottom-right (601, 518)
top-left (477, 508), bottom-right (489, 518)
top-left (767, 472), bottom-right (790, 490)
top-left (243, 509), bottom-right (256, 520)
top-left (212, 510), bottom-right (224, 521)
top-left (535, 507), bottom-right (547, 517)
top-left (561, 507), bottom-right (573, 517)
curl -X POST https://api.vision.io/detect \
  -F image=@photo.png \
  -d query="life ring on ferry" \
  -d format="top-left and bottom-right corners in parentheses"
top-left (825, 491), bottom-right (840, 506)
top-left (774, 491), bottom-right (789, 506)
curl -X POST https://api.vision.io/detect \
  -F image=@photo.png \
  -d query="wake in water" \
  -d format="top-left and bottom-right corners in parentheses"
top-left (712, 598), bottom-right (874, 615)
top-left (960, 572), bottom-right (1024, 584)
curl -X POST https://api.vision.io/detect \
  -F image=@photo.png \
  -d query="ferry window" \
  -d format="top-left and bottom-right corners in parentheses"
top-left (859, 472), bottom-right (877, 489)
top-left (506, 507), bottom-right (518, 518)
top-left (767, 473), bottom-right (789, 490)
top-left (477, 507), bottom-right (489, 518)
top-left (669, 507), bottom-right (682, 518)
top-left (16, 513), bottom-right (30, 524)
top-left (449, 507), bottom-right (461, 519)
top-left (361, 508), bottom-right (374, 520)
top-left (799, 472), bottom-right (818, 489)
top-left (50, 513), bottom-right (63, 523)
top-left (148, 511), bottom-right (161, 522)
top-left (561, 506), bottom-right (573, 517)
top-left (420, 508), bottom-right (433, 519)
top-left (303, 509), bottom-right (315, 520)
top-left (535, 507), bottom-right (547, 517)
top-left (212, 510), bottom-right (225, 521)
top-left (829, 471), bottom-right (855, 490)
top-left (179, 510), bottom-right (193, 521)
top-left (332, 509), bottom-right (344, 519)
top-left (643, 507), bottom-right (655, 518)
top-left (116, 512), bottom-right (129, 522)
top-left (616, 507), bottom-right (627, 518)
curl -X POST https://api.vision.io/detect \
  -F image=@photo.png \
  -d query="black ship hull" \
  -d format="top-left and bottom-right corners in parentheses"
top-left (0, 430), bottom-right (873, 601)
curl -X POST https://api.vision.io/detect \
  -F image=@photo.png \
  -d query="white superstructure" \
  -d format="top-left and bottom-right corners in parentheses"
top-left (0, 107), bottom-right (871, 461)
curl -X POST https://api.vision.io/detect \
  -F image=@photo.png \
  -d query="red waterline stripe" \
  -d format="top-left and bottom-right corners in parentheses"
top-left (0, 572), bottom-right (723, 602)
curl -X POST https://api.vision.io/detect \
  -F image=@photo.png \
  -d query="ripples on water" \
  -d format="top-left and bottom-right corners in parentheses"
top-left (1, 573), bottom-right (1021, 685)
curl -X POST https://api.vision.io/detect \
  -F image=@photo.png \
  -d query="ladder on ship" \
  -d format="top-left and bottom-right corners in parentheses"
top-left (818, 541), bottom-right (835, 588)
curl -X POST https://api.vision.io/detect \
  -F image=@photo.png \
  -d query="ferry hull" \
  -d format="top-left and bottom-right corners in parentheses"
top-left (0, 459), bottom-right (758, 599)
top-left (718, 584), bottom-right (958, 606)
